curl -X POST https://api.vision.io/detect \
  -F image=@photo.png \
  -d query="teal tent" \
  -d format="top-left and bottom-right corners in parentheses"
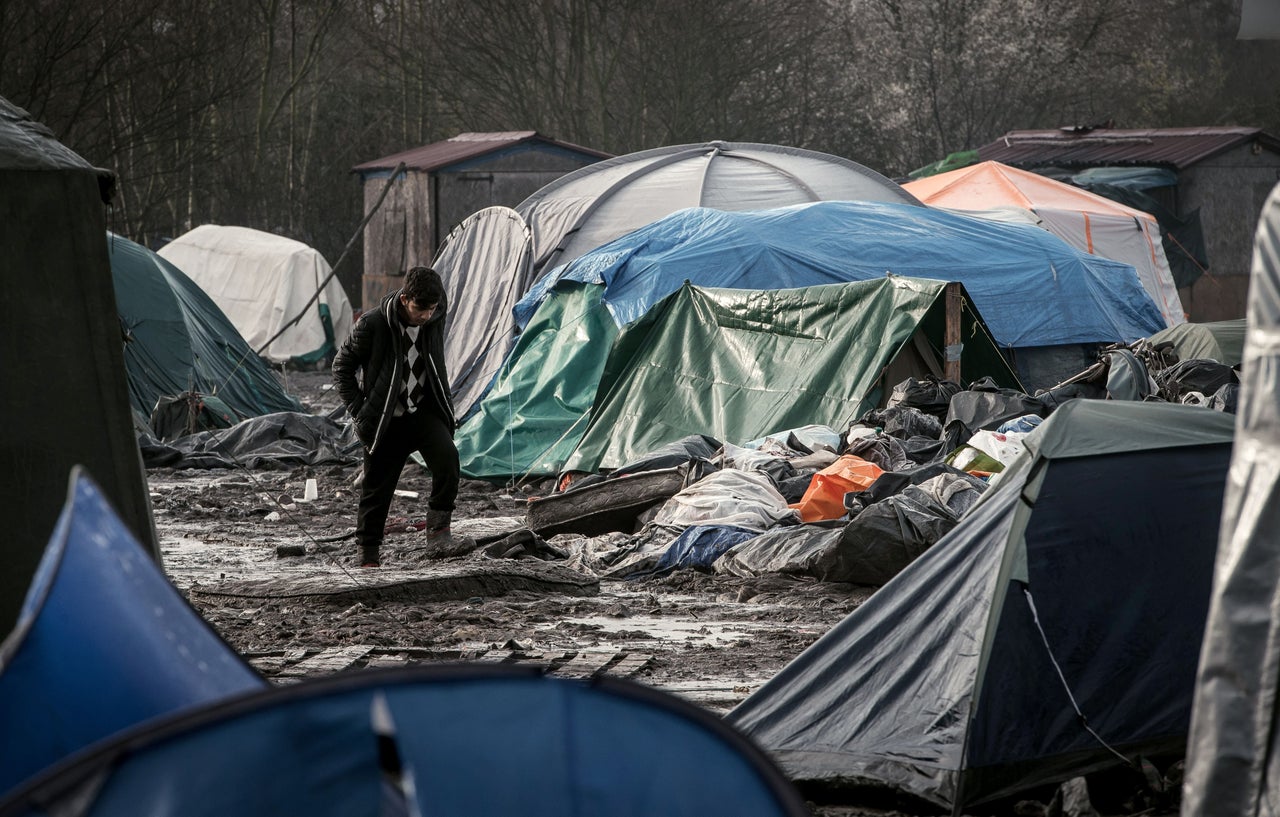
top-left (461, 276), bottom-right (1019, 479)
top-left (108, 233), bottom-right (301, 428)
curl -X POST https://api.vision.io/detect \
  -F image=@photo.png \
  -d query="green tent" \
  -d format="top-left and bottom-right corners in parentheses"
top-left (108, 233), bottom-right (302, 428)
top-left (553, 276), bottom-right (1019, 475)
top-left (457, 282), bottom-right (618, 480)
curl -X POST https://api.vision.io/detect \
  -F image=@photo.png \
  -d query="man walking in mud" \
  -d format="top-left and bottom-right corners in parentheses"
top-left (332, 266), bottom-right (463, 567)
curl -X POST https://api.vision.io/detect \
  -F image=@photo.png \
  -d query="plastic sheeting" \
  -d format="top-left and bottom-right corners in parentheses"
top-left (0, 471), bottom-right (264, 797)
top-left (1182, 182), bottom-right (1280, 814)
top-left (158, 225), bottom-right (353, 365)
top-left (561, 277), bottom-right (1018, 475)
top-left (0, 666), bottom-right (808, 817)
top-left (728, 399), bottom-right (1234, 809)
top-left (651, 469), bottom-right (799, 532)
top-left (714, 526), bottom-right (846, 579)
top-left (640, 525), bottom-right (759, 577)
top-left (515, 200), bottom-right (1167, 348)
top-left (108, 233), bottom-right (302, 424)
top-left (138, 411), bottom-right (362, 470)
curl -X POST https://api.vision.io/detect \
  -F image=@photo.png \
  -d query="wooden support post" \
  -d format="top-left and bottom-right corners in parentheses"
top-left (945, 282), bottom-right (963, 384)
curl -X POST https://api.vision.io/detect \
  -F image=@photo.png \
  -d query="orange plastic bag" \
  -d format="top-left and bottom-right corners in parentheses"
top-left (788, 455), bottom-right (884, 523)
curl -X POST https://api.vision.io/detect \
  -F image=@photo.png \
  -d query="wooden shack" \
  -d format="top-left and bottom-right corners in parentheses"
top-left (352, 131), bottom-right (610, 311)
top-left (978, 126), bottom-right (1280, 322)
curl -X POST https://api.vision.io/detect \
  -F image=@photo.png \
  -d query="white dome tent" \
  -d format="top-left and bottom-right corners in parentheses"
top-left (159, 225), bottom-right (353, 366)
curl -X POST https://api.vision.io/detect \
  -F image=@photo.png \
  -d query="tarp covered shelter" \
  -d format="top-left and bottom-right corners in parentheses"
top-left (1181, 182), bottom-right (1280, 814)
top-left (108, 233), bottom-right (302, 425)
top-left (460, 273), bottom-right (1018, 480)
top-left (903, 161), bottom-right (1185, 327)
top-left (158, 225), bottom-right (353, 366)
top-left (563, 278), bottom-right (1017, 475)
top-left (0, 471), bottom-right (264, 797)
top-left (433, 141), bottom-right (922, 417)
top-left (0, 96), bottom-right (156, 636)
top-left (456, 200), bottom-right (1165, 480)
top-left (0, 666), bottom-right (808, 817)
top-left (728, 400), bottom-right (1235, 810)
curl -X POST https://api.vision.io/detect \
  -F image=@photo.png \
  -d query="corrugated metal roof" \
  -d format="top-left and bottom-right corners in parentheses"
top-left (977, 126), bottom-right (1280, 170)
top-left (352, 131), bottom-right (611, 174)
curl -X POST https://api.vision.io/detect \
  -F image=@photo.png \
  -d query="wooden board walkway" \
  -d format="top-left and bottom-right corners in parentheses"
top-left (247, 645), bottom-right (652, 682)
top-left (190, 559), bottom-right (599, 605)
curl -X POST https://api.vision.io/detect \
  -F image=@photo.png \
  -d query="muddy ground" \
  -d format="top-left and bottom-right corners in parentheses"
top-left (152, 371), bottom-right (1164, 817)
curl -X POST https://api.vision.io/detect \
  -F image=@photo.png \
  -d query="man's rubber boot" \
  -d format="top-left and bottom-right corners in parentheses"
top-left (423, 509), bottom-right (476, 557)
top-left (360, 540), bottom-right (382, 567)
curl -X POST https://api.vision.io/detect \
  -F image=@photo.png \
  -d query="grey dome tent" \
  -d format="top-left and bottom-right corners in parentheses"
top-left (728, 399), bottom-right (1235, 810)
top-left (433, 141), bottom-right (922, 417)
top-left (108, 233), bottom-right (302, 431)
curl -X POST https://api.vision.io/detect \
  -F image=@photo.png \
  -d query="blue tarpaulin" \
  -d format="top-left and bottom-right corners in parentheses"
top-left (515, 201), bottom-right (1167, 349)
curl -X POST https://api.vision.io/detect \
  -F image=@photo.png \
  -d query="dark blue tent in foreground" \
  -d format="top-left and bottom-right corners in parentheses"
top-left (0, 472), bottom-right (806, 817)
top-left (728, 400), bottom-right (1234, 810)
top-left (1, 665), bottom-right (808, 817)
top-left (0, 470), bottom-right (265, 797)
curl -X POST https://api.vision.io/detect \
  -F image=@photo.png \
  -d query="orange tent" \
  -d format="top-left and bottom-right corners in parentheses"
top-left (904, 161), bottom-right (1184, 327)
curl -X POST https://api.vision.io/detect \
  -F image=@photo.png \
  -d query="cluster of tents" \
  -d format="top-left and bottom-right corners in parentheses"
top-left (9, 93), bottom-right (1280, 814)
top-left (110, 226), bottom-right (352, 439)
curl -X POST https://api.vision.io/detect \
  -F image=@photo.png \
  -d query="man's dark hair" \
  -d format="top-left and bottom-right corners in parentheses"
top-left (403, 266), bottom-right (445, 306)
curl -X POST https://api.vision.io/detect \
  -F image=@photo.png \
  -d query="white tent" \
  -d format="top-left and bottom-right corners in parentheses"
top-left (904, 161), bottom-right (1186, 328)
top-left (158, 225), bottom-right (353, 365)
top-left (435, 140), bottom-right (923, 417)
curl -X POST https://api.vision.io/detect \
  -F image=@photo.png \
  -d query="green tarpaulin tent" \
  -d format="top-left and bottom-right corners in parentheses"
top-left (459, 276), bottom-right (1018, 480)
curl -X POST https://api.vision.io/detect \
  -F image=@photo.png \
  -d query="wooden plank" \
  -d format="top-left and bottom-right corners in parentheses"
top-left (277, 645), bottom-right (374, 677)
top-left (945, 281), bottom-right (963, 383)
top-left (364, 654), bottom-right (411, 669)
top-left (474, 649), bottom-right (516, 664)
top-left (550, 650), bottom-right (619, 678)
top-left (607, 653), bottom-right (653, 677)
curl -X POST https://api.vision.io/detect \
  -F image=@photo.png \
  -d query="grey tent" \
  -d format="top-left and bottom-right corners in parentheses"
top-left (0, 97), bottom-right (156, 635)
top-left (1181, 183), bottom-right (1280, 814)
top-left (728, 399), bottom-right (1235, 810)
top-left (433, 141), bottom-right (922, 417)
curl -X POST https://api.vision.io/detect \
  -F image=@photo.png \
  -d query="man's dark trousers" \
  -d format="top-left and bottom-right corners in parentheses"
top-left (356, 408), bottom-right (459, 548)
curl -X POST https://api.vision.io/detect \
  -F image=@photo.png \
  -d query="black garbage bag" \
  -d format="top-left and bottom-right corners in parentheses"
top-left (845, 434), bottom-right (911, 473)
top-left (885, 376), bottom-right (962, 418)
top-left (1154, 359), bottom-right (1239, 403)
top-left (826, 472), bottom-right (987, 584)
top-left (943, 377), bottom-right (1049, 452)
top-left (858, 406), bottom-right (943, 440)
top-left (1208, 382), bottom-right (1240, 414)
top-left (844, 462), bottom-right (987, 518)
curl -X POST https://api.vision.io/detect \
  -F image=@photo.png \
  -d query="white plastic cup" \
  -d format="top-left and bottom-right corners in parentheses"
top-left (303, 478), bottom-right (318, 501)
